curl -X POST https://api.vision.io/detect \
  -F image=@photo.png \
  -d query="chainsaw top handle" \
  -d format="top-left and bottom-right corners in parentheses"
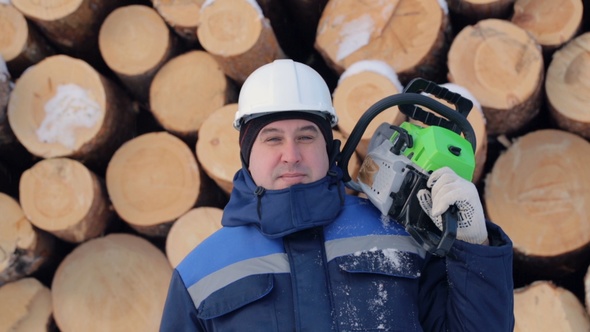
top-left (338, 78), bottom-right (477, 183)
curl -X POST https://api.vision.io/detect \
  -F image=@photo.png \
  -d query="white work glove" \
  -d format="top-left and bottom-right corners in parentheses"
top-left (417, 167), bottom-right (488, 245)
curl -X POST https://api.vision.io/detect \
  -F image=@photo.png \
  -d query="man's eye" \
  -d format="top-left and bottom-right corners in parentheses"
top-left (265, 137), bottom-right (282, 143)
top-left (298, 136), bottom-right (314, 142)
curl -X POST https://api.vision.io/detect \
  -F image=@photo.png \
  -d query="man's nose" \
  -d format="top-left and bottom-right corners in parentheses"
top-left (281, 140), bottom-right (301, 163)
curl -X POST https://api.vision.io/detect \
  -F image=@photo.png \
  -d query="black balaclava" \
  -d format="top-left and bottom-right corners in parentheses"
top-left (238, 111), bottom-right (335, 169)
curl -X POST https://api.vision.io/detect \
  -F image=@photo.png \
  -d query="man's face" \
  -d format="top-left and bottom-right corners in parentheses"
top-left (248, 119), bottom-right (329, 190)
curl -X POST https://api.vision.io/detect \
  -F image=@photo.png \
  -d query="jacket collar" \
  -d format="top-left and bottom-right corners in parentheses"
top-left (222, 165), bottom-right (345, 238)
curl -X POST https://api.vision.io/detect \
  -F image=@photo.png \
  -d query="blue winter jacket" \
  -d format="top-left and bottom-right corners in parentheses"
top-left (160, 166), bottom-right (514, 331)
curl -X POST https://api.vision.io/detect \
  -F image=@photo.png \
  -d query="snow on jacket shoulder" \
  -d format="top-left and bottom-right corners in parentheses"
top-left (160, 195), bottom-right (514, 332)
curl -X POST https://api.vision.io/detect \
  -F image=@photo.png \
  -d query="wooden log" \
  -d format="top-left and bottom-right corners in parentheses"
top-left (7, 54), bottom-right (137, 172)
top-left (514, 281), bottom-right (590, 331)
top-left (484, 129), bottom-right (590, 278)
top-left (511, 0), bottom-right (583, 53)
top-left (195, 103), bottom-right (240, 195)
top-left (197, 0), bottom-right (286, 84)
top-left (447, 18), bottom-right (544, 136)
top-left (0, 193), bottom-right (54, 286)
top-left (446, 0), bottom-right (516, 22)
top-left (166, 206), bottom-right (223, 267)
top-left (10, 0), bottom-right (120, 69)
top-left (281, 0), bottom-right (329, 59)
top-left (546, 32), bottom-right (590, 140)
top-left (332, 60), bottom-right (406, 159)
top-left (254, 0), bottom-right (304, 60)
top-left (19, 157), bottom-right (113, 243)
top-left (152, 0), bottom-right (203, 44)
top-left (0, 57), bottom-right (16, 150)
top-left (315, 0), bottom-right (451, 84)
top-left (99, 4), bottom-right (181, 103)
top-left (51, 233), bottom-right (172, 332)
top-left (0, 277), bottom-right (54, 331)
top-left (0, 3), bottom-right (56, 78)
top-left (149, 50), bottom-right (235, 141)
top-left (106, 131), bottom-right (202, 237)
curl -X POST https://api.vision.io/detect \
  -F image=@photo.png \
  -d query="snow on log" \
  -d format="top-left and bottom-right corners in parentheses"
top-left (0, 193), bottom-right (54, 286)
top-left (7, 55), bottom-right (136, 170)
top-left (315, 0), bottom-right (451, 84)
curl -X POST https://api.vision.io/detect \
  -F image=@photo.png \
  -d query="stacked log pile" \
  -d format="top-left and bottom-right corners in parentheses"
top-left (1, 0), bottom-right (590, 329)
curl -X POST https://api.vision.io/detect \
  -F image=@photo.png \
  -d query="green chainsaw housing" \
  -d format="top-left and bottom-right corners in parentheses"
top-left (393, 122), bottom-right (475, 181)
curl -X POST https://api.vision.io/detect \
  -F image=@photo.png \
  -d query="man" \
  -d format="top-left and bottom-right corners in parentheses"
top-left (160, 59), bottom-right (514, 331)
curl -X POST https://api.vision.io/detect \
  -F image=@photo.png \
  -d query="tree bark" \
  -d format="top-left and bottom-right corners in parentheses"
top-left (315, 0), bottom-right (451, 84)
top-left (332, 60), bottom-right (406, 159)
top-left (106, 132), bottom-right (204, 237)
top-left (165, 206), bottom-right (223, 267)
top-left (150, 50), bottom-right (236, 141)
top-left (99, 4), bottom-right (181, 103)
top-left (197, 0), bottom-right (286, 84)
top-left (152, 0), bottom-right (203, 44)
top-left (51, 233), bottom-right (172, 332)
top-left (0, 277), bottom-right (54, 331)
top-left (19, 157), bottom-right (113, 243)
top-left (0, 193), bottom-right (54, 286)
top-left (514, 281), bottom-right (590, 331)
top-left (511, 0), bottom-right (583, 53)
top-left (0, 3), bottom-right (56, 78)
top-left (546, 32), bottom-right (590, 140)
top-left (484, 129), bottom-right (590, 278)
top-left (446, 0), bottom-right (516, 22)
top-left (10, 0), bottom-right (120, 69)
top-left (7, 54), bottom-right (137, 172)
top-left (195, 103), bottom-right (240, 195)
top-left (447, 18), bottom-right (544, 136)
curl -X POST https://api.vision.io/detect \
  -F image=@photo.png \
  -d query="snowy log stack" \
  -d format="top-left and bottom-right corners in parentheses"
top-left (1, 0), bottom-right (590, 330)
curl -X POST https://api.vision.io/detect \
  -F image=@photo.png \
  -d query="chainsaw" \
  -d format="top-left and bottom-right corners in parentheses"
top-left (338, 78), bottom-right (477, 257)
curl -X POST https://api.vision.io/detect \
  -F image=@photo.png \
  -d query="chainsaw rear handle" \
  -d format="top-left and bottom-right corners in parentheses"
top-left (406, 203), bottom-right (458, 257)
top-left (339, 92), bottom-right (477, 184)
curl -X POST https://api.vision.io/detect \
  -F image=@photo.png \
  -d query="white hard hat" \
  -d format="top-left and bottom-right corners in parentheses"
top-left (234, 59), bottom-right (338, 130)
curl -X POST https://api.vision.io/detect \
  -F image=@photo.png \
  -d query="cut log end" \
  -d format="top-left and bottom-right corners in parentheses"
top-left (0, 277), bottom-right (53, 331)
top-left (0, 4), bottom-right (28, 62)
top-left (166, 207), bottom-right (223, 267)
top-left (0, 193), bottom-right (54, 285)
top-left (447, 18), bottom-right (544, 135)
top-left (515, 281), bottom-right (590, 331)
top-left (99, 5), bottom-right (171, 76)
top-left (196, 103), bottom-right (240, 194)
top-left (150, 50), bottom-right (230, 137)
top-left (333, 65), bottom-right (405, 158)
top-left (19, 158), bottom-right (112, 243)
top-left (11, 0), bottom-right (83, 21)
top-left (485, 129), bottom-right (590, 259)
top-left (106, 132), bottom-right (201, 236)
top-left (51, 233), bottom-right (172, 332)
top-left (546, 33), bottom-right (590, 139)
top-left (7, 55), bottom-right (106, 158)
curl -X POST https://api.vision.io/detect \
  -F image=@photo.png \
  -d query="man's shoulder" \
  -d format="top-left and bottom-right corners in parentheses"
top-left (176, 225), bottom-right (284, 285)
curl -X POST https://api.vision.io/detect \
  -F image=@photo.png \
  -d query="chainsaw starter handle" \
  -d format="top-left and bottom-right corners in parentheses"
top-left (339, 93), bottom-right (477, 183)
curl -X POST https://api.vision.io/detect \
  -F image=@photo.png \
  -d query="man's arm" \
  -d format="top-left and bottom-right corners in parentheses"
top-left (418, 221), bottom-right (514, 331)
top-left (160, 269), bottom-right (203, 332)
